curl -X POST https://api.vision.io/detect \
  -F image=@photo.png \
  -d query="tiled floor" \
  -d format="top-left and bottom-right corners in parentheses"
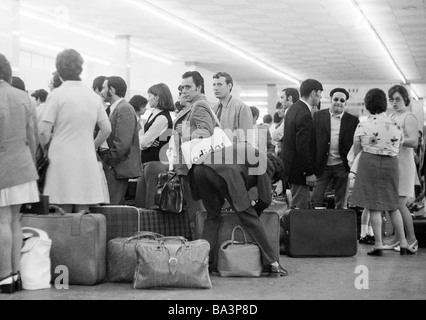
top-left (2, 240), bottom-right (425, 301)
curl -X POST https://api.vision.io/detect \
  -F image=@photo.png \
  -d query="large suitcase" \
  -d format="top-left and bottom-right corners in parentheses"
top-left (139, 209), bottom-right (192, 240)
top-left (21, 210), bottom-right (107, 285)
top-left (195, 210), bottom-right (280, 262)
top-left (89, 205), bottom-right (140, 243)
top-left (282, 209), bottom-right (357, 257)
top-left (107, 231), bottom-right (163, 283)
top-left (133, 237), bottom-right (212, 289)
top-left (413, 215), bottom-right (426, 248)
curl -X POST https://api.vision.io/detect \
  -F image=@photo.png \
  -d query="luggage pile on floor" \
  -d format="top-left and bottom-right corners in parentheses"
top-left (20, 205), bottom-right (212, 289)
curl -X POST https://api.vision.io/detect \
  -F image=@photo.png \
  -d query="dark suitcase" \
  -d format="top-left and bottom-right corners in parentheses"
top-left (107, 231), bottom-right (163, 283)
top-left (89, 205), bottom-right (140, 243)
top-left (139, 209), bottom-right (192, 240)
top-left (413, 215), bottom-right (426, 248)
top-left (21, 210), bottom-right (107, 285)
top-left (282, 209), bottom-right (357, 257)
top-left (195, 210), bottom-right (280, 262)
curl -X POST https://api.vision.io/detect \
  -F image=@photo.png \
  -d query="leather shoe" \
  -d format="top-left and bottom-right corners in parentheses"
top-left (367, 247), bottom-right (383, 256)
top-left (359, 235), bottom-right (375, 245)
top-left (269, 264), bottom-right (288, 277)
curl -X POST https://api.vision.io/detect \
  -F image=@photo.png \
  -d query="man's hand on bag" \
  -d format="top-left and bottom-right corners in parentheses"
top-left (306, 174), bottom-right (316, 187)
top-left (151, 140), bottom-right (160, 147)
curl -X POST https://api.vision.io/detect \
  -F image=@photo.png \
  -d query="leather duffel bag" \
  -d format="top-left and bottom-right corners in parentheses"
top-left (133, 237), bottom-right (212, 289)
top-left (107, 231), bottom-right (163, 283)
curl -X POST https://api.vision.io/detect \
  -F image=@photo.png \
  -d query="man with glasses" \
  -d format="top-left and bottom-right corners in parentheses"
top-left (311, 88), bottom-right (359, 209)
top-left (281, 79), bottom-right (323, 209)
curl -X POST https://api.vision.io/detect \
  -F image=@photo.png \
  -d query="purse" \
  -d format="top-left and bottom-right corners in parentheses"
top-left (156, 162), bottom-right (184, 214)
top-left (20, 227), bottom-right (52, 290)
top-left (21, 194), bottom-right (50, 215)
top-left (133, 236), bottom-right (212, 289)
top-left (217, 225), bottom-right (263, 277)
top-left (107, 231), bottom-right (164, 283)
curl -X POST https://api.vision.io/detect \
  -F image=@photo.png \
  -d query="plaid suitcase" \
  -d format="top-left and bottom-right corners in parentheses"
top-left (195, 210), bottom-right (280, 262)
top-left (89, 206), bottom-right (140, 243)
top-left (138, 209), bottom-right (192, 240)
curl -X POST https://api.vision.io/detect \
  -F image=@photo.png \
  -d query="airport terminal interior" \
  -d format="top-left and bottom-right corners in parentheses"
top-left (1, 0), bottom-right (426, 300)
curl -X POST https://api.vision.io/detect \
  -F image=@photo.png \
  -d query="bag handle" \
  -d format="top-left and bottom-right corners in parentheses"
top-left (126, 231), bottom-right (163, 242)
top-left (22, 227), bottom-right (50, 241)
top-left (310, 202), bottom-right (328, 210)
top-left (159, 236), bottom-right (187, 245)
top-left (231, 225), bottom-right (248, 245)
top-left (71, 210), bottom-right (90, 236)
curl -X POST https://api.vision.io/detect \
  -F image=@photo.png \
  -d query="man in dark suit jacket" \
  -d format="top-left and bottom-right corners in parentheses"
top-left (281, 79), bottom-right (323, 209)
top-left (311, 88), bottom-right (359, 209)
top-left (100, 76), bottom-right (141, 205)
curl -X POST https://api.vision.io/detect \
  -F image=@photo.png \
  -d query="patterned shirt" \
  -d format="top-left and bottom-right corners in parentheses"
top-left (354, 112), bottom-right (403, 156)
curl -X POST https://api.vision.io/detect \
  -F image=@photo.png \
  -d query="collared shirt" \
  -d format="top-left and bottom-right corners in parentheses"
top-left (139, 108), bottom-right (169, 150)
top-left (327, 109), bottom-right (344, 166)
top-left (213, 96), bottom-right (253, 143)
top-left (109, 98), bottom-right (124, 119)
top-left (99, 98), bottom-right (124, 150)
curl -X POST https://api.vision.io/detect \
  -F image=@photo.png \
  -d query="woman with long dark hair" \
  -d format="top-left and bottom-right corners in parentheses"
top-left (135, 83), bottom-right (174, 209)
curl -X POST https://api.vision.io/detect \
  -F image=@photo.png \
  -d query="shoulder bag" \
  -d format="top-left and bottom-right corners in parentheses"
top-left (180, 105), bottom-right (232, 169)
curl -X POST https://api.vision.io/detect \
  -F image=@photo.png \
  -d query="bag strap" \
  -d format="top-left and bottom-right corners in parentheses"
top-left (231, 225), bottom-right (248, 244)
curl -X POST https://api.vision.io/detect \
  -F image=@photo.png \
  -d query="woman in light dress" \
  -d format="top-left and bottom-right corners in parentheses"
top-left (40, 49), bottom-right (111, 213)
top-left (384, 85), bottom-right (419, 254)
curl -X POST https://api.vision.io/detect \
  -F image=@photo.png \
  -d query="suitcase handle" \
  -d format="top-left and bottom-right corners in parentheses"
top-left (127, 231), bottom-right (164, 242)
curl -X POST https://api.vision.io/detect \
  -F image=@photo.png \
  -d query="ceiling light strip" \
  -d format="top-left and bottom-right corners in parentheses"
top-left (348, 0), bottom-right (407, 84)
top-left (20, 37), bottom-right (112, 66)
top-left (410, 87), bottom-right (419, 101)
top-left (20, 9), bottom-right (115, 45)
top-left (123, 0), bottom-right (299, 85)
top-left (19, 5), bottom-right (172, 65)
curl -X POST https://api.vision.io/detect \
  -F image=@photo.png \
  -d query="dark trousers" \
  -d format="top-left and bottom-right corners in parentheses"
top-left (192, 165), bottom-right (276, 269)
top-left (104, 166), bottom-right (129, 205)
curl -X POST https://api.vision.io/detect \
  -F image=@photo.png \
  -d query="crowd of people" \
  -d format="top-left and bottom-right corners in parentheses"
top-left (0, 46), bottom-right (422, 293)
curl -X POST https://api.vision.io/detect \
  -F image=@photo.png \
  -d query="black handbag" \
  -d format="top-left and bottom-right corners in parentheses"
top-left (36, 144), bottom-right (49, 193)
top-left (21, 195), bottom-right (50, 215)
top-left (156, 170), bottom-right (184, 214)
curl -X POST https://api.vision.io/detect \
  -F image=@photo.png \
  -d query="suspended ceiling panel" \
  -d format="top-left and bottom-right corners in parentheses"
top-left (10, 0), bottom-right (426, 96)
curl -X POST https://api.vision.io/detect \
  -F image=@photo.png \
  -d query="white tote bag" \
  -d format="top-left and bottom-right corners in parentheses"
top-left (180, 106), bottom-right (232, 169)
top-left (20, 227), bottom-right (52, 290)
top-left (181, 127), bottom-right (233, 169)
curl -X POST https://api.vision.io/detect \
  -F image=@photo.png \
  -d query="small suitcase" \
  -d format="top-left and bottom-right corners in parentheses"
top-left (89, 205), bottom-right (140, 243)
top-left (282, 208), bottom-right (357, 257)
top-left (133, 237), bottom-right (212, 289)
top-left (107, 231), bottom-right (163, 283)
top-left (21, 210), bottom-right (107, 285)
top-left (195, 210), bottom-right (280, 262)
top-left (413, 215), bottom-right (426, 248)
top-left (139, 208), bottom-right (192, 240)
